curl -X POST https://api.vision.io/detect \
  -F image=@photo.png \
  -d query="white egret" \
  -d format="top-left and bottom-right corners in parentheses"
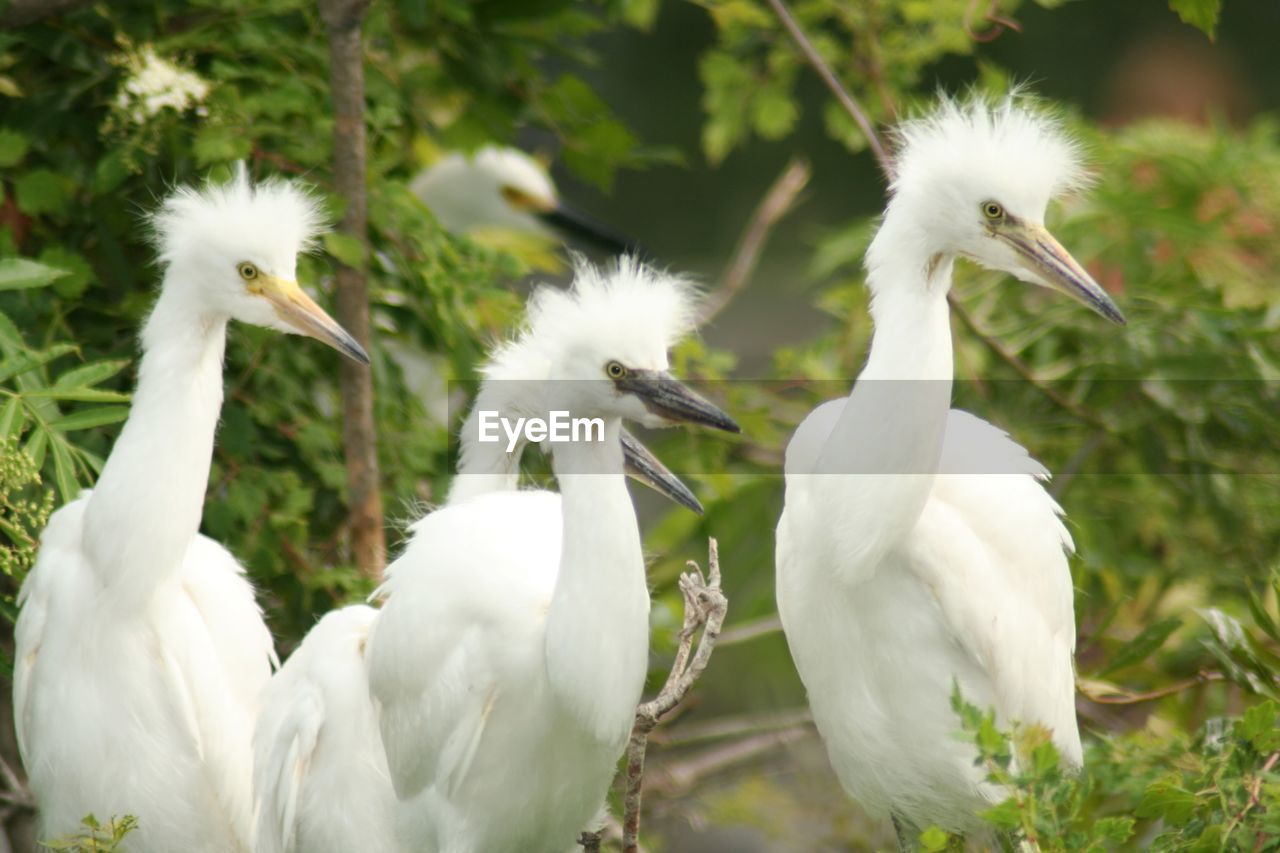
top-left (252, 258), bottom-right (737, 852)
top-left (13, 168), bottom-right (369, 852)
top-left (410, 146), bottom-right (635, 255)
top-left (775, 97), bottom-right (1125, 841)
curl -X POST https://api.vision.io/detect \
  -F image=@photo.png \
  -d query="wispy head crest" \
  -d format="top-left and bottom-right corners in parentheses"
top-left (485, 255), bottom-right (700, 381)
top-left (149, 164), bottom-right (326, 267)
top-left (888, 91), bottom-right (1088, 208)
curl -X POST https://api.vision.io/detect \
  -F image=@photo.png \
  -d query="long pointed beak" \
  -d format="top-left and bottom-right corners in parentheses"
top-left (537, 203), bottom-right (644, 257)
top-left (998, 223), bottom-right (1126, 325)
top-left (257, 275), bottom-right (371, 364)
top-left (621, 428), bottom-right (703, 514)
top-left (615, 370), bottom-right (740, 433)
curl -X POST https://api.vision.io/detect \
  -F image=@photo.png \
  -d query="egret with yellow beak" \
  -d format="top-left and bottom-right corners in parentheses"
top-left (13, 168), bottom-right (368, 852)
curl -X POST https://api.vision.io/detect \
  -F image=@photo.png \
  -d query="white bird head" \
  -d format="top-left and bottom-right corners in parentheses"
top-left (150, 167), bottom-right (369, 362)
top-left (487, 256), bottom-right (739, 432)
top-left (874, 95), bottom-right (1124, 324)
top-left (410, 146), bottom-right (633, 254)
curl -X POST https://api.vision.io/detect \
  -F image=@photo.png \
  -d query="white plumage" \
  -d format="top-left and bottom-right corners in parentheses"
top-left (252, 259), bottom-right (737, 852)
top-left (776, 96), bottom-right (1123, 836)
top-left (14, 169), bottom-right (367, 852)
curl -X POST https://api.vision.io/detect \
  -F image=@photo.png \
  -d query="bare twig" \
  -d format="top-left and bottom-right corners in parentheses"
top-left (650, 728), bottom-right (810, 796)
top-left (1085, 670), bottom-right (1225, 705)
top-left (652, 707), bottom-right (812, 748)
top-left (621, 539), bottom-right (729, 853)
top-left (697, 157), bottom-right (811, 325)
top-left (1224, 749), bottom-right (1279, 841)
top-left (0, 0), bottom-right (93, 28)
top-left (318, 0), bottom-right (386, 578)
top-left (717, 613), bottom-right (783, 647)
top-left (763, 0), bottom-right (892, 176)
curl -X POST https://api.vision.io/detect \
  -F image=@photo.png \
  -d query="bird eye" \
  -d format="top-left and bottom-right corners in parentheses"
top-left (605, 361), bottom-right (627, 379)
top-left (238, 262), bottom-right (259, 281)
top-left (981, 201), bottom-right (1005, 221)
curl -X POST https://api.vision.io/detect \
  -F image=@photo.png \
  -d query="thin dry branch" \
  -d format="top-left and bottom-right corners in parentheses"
top-left (1085, 670), bottom-right (1225, 705)
top-left (717, 613), bottom-right (783, 647)
top-left (621, 539), bottom-right (728, 853)
top-left (698, 157), bottom-right (811, 325)
top-left (319, 0), bottom-right (385, 578)
top-left (764, 0), bottom-right (892, 176)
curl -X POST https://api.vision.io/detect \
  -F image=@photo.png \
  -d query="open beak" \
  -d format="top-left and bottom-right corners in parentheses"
top-left (997, 222), bottom-right (1126, 325)
top-left (537, 203), bottom-right (644, 257)
top-left (621, 428), bottom-right (703, 514)
top-left (257, 275), bottom-right (371, 364)
top-left (615, 370), bottom-right (740, 433)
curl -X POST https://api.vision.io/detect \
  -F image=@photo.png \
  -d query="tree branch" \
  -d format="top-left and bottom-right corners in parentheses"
top-left (0, 0), bottom-right (93, 29)
top-left (621, 539), bottom-right (728, 853)
top-left (697, 157), bottom-right (811, 325)
top-left (716, 613), bottom-right (783, 647)
top-left (763, 0), bottom-right (892, 176)
top-left (318, 0), bottom-right (385, 578)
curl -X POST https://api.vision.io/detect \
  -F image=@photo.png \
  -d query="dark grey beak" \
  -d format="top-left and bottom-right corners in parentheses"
top-left (621, 428), bottom-right (703, 514)
top-left (615, 370), bottom-right (740, 434)
top-left (537, 202), bottom-right (644, 257)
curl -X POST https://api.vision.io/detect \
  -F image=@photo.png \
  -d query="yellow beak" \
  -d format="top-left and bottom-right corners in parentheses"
top-left (255, 274), bottom-right (370, 364)
top-left (997, 222), bottom-right (1126, 326)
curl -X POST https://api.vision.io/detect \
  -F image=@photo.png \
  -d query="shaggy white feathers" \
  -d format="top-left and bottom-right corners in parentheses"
top-left (150, 165), bottom-right (325, 269)
top-left (888, 94), bottom-right (1087, 223)
top-left (484, 256), bottom-right (699, 383)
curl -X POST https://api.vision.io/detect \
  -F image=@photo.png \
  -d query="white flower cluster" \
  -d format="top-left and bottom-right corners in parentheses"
top-left (114, 46), bottom-right (210, 125)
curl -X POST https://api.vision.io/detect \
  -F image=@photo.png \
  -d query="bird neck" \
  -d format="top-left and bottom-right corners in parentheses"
top-left (543, 418), bottom-right (651, 745)
top-left (446, 382), bottom-right (525, 504)
top-left (83, 279), bottom-right (228, 604)
top-left (862, 213), bottom-right (956, 382)
top-left (803, 223), bottom-right (956, 583)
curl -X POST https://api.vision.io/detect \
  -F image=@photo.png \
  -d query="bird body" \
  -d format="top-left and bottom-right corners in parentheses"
top-left (253, 260), bottom-right (737, 852)
top-left (14, 170), bottom-right (367, 851)
top-left (776, 97), bottom-right (1121, 835)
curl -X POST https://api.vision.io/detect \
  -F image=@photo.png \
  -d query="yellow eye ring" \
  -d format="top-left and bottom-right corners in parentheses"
top-left (238, 262), bottom-right (259, 280)
top-left (981, 201), bottom-right (1004, 221)
top-left (606, 361), bottom-right (627, 379)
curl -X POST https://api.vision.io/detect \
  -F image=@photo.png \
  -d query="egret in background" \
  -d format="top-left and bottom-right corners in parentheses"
top-left (14, 169), bottom-right (369, 852)
top-left (775, 97), bottom-right (1125, 843)
top-left (411, 146), bottom-right (635, 256)
top-left (253, 259), bottom-right (738, 852)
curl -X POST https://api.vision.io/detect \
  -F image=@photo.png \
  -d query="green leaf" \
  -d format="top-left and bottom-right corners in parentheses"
top-left (37, 247), bottom-right (94, 299)
top-left (1136, 779), bottom-right (1198, 826)
top-left (1099, 617), bottom-right (1182, 676)
top-left (1238, 700), bottom-right (1280, 752)
top-left (92, 149), bottom-right (131, 195)
top-left (13, 169), bottom-right (70, 217)
top-left (23, 387), bottom-right (129, 403)
top-left (1169, 0), bottom-right (1222, 39)
top-left (49, 406), bottom-right (128, 432)
top-left (323, 232), bottom-right (366, 268)
top-left (1094, 817), bottom-right (1136, 844)
top-left (0, 129), bottom-right (28, 167)
top-left (0, 395), bottom-right (22, 439)
top-left (49, 436), bottom-right (78, 503)
top-left (0, 258), bottom-right (68, 291)
top-left (0, 344), bottom-right (78, 384)
top-left (54, 360), bottom-right (129, 390)
top-left (24, 426), bottom-right (46, 469)
top-left (918, 826), bottom-right (950, 852)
